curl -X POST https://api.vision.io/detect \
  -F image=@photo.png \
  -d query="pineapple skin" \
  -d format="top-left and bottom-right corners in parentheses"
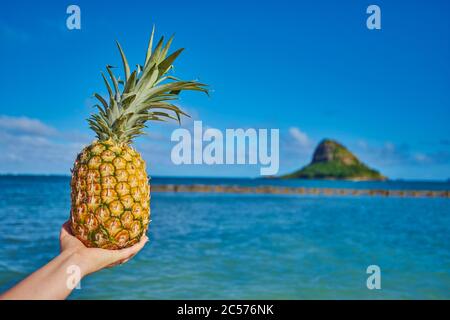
top-left (70, 140), bottom-right (150, 249)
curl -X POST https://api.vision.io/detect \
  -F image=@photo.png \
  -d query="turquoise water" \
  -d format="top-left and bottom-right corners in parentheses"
top-left (0, 176), bottom-right (449, 299)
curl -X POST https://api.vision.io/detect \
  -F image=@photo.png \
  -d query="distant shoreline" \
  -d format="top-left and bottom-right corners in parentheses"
top-left (1, 174), bottom-right (449, 197)
top-left (152, 184), bottom-right (450, 198)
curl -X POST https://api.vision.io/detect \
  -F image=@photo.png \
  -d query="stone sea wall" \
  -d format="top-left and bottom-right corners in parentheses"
top-left (152, 184), bottom-right (450, 198)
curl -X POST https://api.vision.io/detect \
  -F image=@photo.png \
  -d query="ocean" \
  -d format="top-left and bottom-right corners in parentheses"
top-left (0, 176), bottom-right (449, 299)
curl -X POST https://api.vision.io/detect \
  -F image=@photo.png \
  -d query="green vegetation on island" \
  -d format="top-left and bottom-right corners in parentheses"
top-left (283, 139), bottom-right (386, 181)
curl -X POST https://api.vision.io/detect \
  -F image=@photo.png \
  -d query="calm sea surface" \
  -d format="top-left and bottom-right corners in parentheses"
top-left (0, 176), bottom-right (449, 299)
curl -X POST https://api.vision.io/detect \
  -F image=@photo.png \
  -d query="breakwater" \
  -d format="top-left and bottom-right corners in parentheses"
top-left (152, 184), bottom-right (450, 198)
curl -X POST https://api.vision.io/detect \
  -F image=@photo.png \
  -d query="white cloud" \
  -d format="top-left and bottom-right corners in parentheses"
top-left (353, 140), bottom-right (450, 168)
top-left (289, 127), bottom-right (310, 147)
top-left (0, 115), bottom-right (56, 136)
top-left (0, 115), bottom-right (91, 174)
top-left (413, 153), bottom-right (432, 164)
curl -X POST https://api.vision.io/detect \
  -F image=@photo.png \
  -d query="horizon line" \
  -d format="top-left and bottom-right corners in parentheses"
top-left (0, 173), bottom-right (449, 183)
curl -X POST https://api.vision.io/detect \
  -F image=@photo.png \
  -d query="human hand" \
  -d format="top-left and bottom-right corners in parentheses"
top-left (59, 221), bottom-right (148, 276)
top-left (0, 221), bottom-right (149, 300)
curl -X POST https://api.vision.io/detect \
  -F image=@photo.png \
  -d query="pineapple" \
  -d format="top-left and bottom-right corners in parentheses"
top-left (70, 27), bottom-right (207, 249)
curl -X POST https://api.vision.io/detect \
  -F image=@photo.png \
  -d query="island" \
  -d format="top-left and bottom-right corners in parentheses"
top-left (282, 139), bottom-right (387, 181)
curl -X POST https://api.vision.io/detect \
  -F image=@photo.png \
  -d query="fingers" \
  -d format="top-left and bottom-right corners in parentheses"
top-left (110, 235), bottom-right (149, 262)
top-left (79, 235), bottom-right (149, 273)
top-left (127, 235), bottom-right (149, 255)
top-left (120, 252), bottom-right (137, 265)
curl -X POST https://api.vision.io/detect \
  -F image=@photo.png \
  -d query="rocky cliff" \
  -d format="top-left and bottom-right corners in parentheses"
top-left (283, 139), bottom-right (386, 180)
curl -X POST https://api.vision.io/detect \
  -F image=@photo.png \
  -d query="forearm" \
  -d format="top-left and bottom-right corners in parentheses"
top-left (1, 224), bottom-right (148, 300)
top-left (0, 250), bottom-right (89, 300)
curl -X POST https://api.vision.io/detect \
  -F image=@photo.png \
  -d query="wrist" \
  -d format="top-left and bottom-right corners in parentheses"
top-left (64, 250), bottom-right (92, 278)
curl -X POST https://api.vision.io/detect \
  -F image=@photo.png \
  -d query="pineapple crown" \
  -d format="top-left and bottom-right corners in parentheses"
top-left (88, 26), bottom-right (208, 144)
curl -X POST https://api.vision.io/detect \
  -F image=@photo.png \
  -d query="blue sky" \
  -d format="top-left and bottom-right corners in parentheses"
top-left (0, 0), bottom-right (449, 179)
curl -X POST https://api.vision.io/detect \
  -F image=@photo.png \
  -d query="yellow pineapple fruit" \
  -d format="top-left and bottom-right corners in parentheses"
top-left (70, 27), bottom-right (207, 249)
